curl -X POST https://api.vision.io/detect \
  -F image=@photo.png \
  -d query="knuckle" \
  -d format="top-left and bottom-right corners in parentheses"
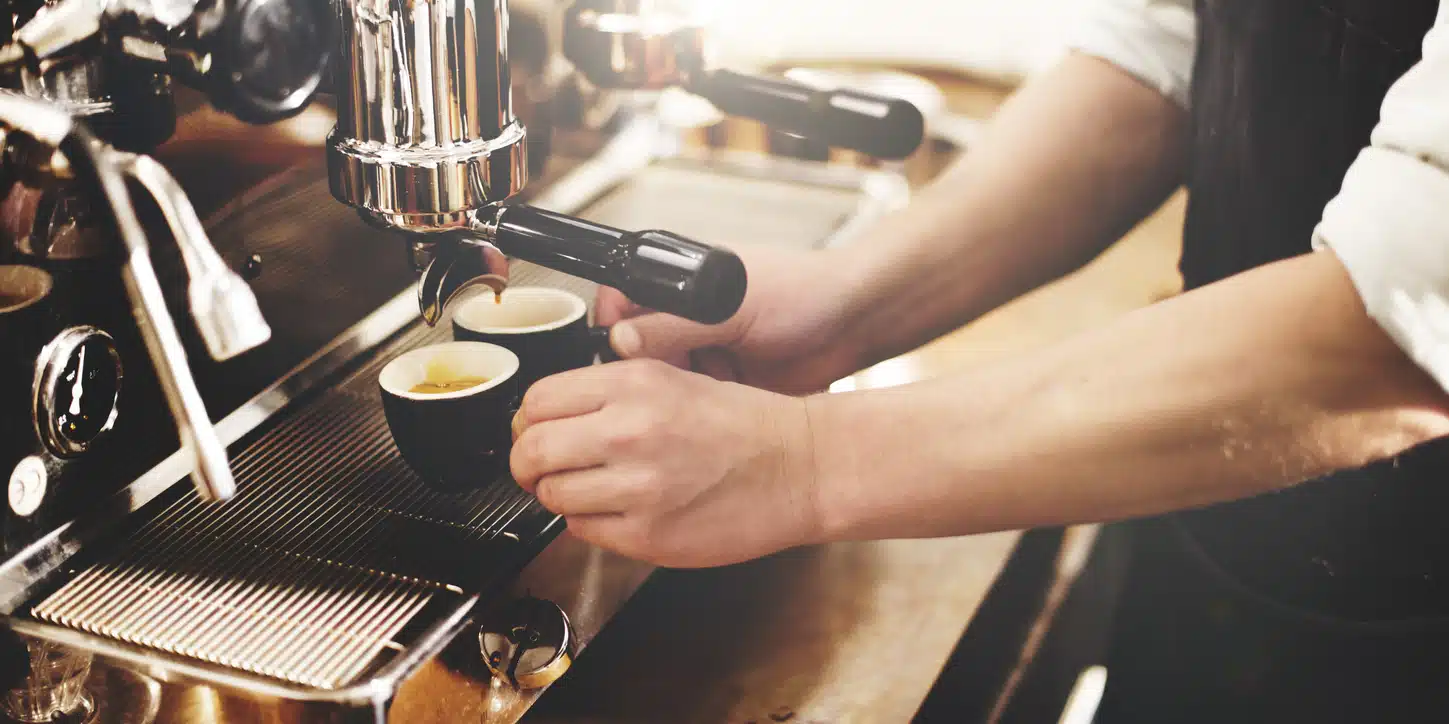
top-left (534, 476), bottom-right (561, 511)
top-left (519, 382), bottom-right (553, 419)
top-left (610, 408), bottom-right (666, 452)
top-left (604, 424), bottom-right (640, 454)
top-left (513, 430), bottom-right (547, 475)
top-left (620, 358), bottom-right (667, 386)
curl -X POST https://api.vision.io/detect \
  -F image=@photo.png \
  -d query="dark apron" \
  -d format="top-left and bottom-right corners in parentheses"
top-left (1094, 1), bottom-right (1449, 722)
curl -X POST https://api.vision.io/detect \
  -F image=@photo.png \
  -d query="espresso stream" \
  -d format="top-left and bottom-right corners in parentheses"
top-left (406, 291), bottom-right (507, 395)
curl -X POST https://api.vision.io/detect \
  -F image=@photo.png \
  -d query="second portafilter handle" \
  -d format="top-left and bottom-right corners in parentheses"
top-left (687, 70), bottom-right (926, 161)
top-left (562, 0), bottom-right (927, 160)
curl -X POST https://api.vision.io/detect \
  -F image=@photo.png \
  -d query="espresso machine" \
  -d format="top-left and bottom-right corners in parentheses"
top-left (0, 0), bottom-right (925, 719)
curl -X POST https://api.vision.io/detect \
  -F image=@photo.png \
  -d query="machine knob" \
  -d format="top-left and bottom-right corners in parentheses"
top-left (202, 0), bottom-right (332, 124)
top-left (32, 326), bottom-right (122, 458)
top-left (478, 597), bottom-right (575, 690)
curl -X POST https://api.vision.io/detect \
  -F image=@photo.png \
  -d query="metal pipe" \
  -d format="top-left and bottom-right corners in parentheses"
top-left (113, 151), bottom-right (271, 362)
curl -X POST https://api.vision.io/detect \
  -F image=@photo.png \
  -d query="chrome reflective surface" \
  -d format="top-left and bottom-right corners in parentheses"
top-left (562, 0), bottom-right (707, 90)
top-left (0, 185), bottom-right (109, 260)
top-left (0, 0), bottom-right (103, 69)
top-left (30, 326), bottom-right (122, 459)
top-left (18, 57), bottom-right (112, 118)
top-left (327, 0), bottom-right (528, 229)
top-left (112, 151), bottom-right (271, 361)
top-left (416, 241), bottom-right (510, 327)
top-left (478, 598), bottom-right (574, 690)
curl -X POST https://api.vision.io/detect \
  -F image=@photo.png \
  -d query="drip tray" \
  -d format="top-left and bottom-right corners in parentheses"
top-left (24, 317), bottom-right (562, 692)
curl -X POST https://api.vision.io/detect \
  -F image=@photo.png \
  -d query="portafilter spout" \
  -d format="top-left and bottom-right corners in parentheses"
top-left (327, 0), bottom-right (748, 327)
top-left (414, 238), bottom-right (512, 327)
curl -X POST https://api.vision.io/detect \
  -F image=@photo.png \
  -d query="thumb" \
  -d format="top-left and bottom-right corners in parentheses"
top-left (610, 312), bottom-right (738, 364)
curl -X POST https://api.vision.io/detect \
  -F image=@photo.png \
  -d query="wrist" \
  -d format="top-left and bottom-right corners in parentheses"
top-left (813, 243), bottom-right (895, 373)
top-left (799, 391), bottom-right (861, 543)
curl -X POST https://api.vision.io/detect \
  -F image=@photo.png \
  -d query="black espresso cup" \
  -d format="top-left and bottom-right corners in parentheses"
top-left (452, 287), bottom-right (616, 391)
top-left (379, 342), bottom-right (522, 492)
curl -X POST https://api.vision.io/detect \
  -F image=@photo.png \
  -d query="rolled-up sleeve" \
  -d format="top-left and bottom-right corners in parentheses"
top-left (1313, 6), bottom-right (1449, 393)
top-left (1065, 0), bottom-right (1199, 109)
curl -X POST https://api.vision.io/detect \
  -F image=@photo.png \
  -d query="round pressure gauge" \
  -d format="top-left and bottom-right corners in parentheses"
top-left (32, 326), bottom-right (122, 458)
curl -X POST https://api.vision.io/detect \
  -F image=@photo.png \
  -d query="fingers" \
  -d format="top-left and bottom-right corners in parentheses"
top-left (611, 312), bottom-right (739, 363)
top-left (514, 366), bottom-right (616, 429)
top-left (532, 468), bottom-right (657, 516)
top-left (511, 407), bottom-right (617, 490)
top-left (562, 513), bottom-right (637, 551)
top-left (691, 348), bottom-right (739, 382)
top-left (593, 286), bottom-right (648, 326)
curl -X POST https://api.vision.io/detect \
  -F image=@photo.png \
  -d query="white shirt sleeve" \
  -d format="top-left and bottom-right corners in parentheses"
top-left (1065, 0), bottom-right (1199, 109)
top-left (1312, 5), bottom-right (1449, 394)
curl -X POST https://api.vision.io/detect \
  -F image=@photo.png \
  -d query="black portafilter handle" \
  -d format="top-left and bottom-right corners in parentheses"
top-left (688, 69), bottom-right (926, 161)
top-left (491, 205), bottom-right (748, 325)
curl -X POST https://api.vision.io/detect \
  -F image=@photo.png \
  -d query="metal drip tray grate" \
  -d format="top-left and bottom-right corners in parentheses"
top-left (28, 319), bottom-right (560, 690)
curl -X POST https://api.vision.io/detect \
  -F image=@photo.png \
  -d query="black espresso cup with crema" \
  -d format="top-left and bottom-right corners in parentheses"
top-left (452, 287), bottom-right (615, 391)
top-left (379, 342), bottom-right (521, 492)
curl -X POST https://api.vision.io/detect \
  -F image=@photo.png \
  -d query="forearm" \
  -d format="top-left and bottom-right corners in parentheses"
top-left (831, 52), bottom-right (1189, 369)
top-left (808, 250), bottom-right (1449, 542)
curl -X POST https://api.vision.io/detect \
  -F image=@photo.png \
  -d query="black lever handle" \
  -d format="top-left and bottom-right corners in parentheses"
top-left (491, 205), bottom-right (747, 325)
top-left (196, 0), bottom-right (333, 123)
top-left (688, 69), bottom-right (925, 160)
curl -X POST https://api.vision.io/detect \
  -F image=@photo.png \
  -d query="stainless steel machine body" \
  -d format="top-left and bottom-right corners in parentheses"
top-left (0, 122), bottom-right (909, 721)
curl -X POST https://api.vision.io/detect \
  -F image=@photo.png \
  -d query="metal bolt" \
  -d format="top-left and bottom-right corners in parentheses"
top-left (8, 456), bottom-right (47, 517)
top-left (243, 253), bottom-right (263, 280)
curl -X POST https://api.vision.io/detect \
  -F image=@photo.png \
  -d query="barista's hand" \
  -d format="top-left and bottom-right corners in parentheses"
top-left (510, 358), bottom-right (823, 568)
top-left (597, 245), bottom-right (863, 395)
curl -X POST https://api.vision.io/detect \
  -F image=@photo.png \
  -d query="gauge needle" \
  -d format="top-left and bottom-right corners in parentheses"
top-left (69, 345), bottom-right (85, 417)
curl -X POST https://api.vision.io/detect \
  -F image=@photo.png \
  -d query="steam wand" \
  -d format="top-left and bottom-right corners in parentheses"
top-left (0, 92), bottom-right (270, 502)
